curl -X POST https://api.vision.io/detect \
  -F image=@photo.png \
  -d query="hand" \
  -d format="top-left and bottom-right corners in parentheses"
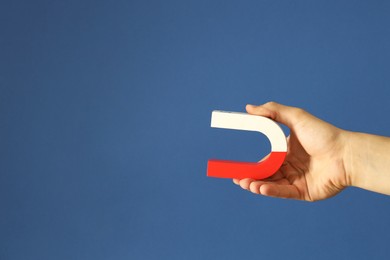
top-left (233, 102), bottom-right (349, 201)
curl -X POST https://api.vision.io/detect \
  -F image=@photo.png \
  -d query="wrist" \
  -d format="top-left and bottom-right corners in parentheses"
top-left (341, 131), bottom-right (359, 188)
top-left (342, 131), bottom-right (390, 195)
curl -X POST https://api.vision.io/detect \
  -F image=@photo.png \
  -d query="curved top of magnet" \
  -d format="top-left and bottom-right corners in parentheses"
top-left (211, 111), bottom-right (287, 152)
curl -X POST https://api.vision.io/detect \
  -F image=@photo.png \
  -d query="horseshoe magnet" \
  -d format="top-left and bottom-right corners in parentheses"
top-left (207, 111), bottom-right (287, 180)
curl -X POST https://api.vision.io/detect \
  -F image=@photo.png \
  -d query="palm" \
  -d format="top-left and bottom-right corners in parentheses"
top-left (272, 130), bottom-right (346, 201)
top-left (234, 106), bottom-right (348, 201)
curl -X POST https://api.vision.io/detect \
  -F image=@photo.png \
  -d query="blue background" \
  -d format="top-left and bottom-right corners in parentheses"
top-left (1, 1), bottom-right (390, 259)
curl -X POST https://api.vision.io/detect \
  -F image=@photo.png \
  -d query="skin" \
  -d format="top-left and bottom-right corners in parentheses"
top-left (233, 102), bottom-right (390, 201)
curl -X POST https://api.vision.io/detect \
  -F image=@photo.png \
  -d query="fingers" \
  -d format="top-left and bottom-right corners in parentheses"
top-left (259, 183), bottom-right (301, 199)
top-left (237, 178), bottom-right (256, 190)
top-left (233, 178), bottom-right (302, 200)
top-left (246, 102), bottom-right (306, 129)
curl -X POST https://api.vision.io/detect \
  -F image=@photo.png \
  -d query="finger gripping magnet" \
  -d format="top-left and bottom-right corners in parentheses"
top-left (207, 111), bottom-right (287, 180)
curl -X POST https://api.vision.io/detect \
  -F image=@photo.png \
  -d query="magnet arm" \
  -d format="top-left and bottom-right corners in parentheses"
top-left (207, 111), bottom-right (287, 180)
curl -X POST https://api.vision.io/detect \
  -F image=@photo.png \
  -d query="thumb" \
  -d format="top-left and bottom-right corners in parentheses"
top-left (246, 102), bottom-right (305, 129)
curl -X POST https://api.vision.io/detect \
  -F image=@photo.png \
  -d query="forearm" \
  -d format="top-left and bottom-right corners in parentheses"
top-left (344, 131), bottom-right (390, 195)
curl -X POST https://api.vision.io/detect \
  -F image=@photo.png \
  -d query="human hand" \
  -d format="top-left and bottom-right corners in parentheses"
top-left (233, 102), bottom-right (349, 201)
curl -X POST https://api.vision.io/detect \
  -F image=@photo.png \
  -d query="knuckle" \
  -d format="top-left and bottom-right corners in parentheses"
top-left (265, 101), bottom-right (278, 107)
